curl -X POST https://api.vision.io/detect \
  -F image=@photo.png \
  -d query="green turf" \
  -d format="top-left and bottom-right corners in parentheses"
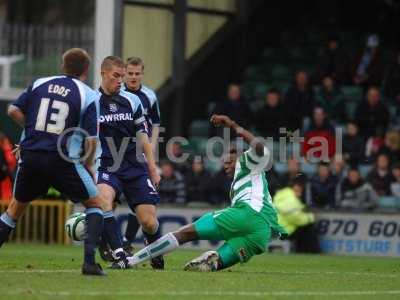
top-left (0, 244), bottom-right (399, 300)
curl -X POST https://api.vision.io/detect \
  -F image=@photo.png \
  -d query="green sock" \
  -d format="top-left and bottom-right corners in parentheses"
top-left (216, 243), bottom-right (240, 270)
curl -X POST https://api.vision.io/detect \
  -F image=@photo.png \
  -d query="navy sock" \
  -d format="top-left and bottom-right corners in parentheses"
top-left (143, 220), bottom-right (161, 244)
top-left (125, 213), bottom-right (140, 243)
top-left (102, 211), bottom-right (122, 251)
top-left (0, 213), bottom-right (16, 247)
top-left (84, 208), bottom-right (103, 265)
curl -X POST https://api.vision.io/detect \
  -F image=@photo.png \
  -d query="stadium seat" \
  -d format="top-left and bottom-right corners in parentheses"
top-left (204, 157), bottom-right (223, 174)
top-left (274, 162), bottom-right (288, 175)
top-left (300, 162), bottom-right (317, 176)
top-left (341, 86), bottom-right (363, 101)
top-left (189, 120), bottom-right (210, 137)
top-left (188, 137), bottom-right (208, 155)
top-left (377, 196), bottom-right (400, 211)
top-left (345, 101), bottom-right (358, 120)
top-left (358, 164), bottom-right (373, 178)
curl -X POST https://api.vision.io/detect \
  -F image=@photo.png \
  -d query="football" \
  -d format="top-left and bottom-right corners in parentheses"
top-left (65, 212), bottom-right (86, 241)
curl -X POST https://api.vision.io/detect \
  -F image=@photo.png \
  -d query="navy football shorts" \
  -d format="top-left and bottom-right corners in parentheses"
top-left (97, 169), bottom-right (160, 208)
top-left (14, 151), bottom-right (98, 203)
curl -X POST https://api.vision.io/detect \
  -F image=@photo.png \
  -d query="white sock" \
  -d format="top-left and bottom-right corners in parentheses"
top-left (128, 233), bottom-right (179, 267)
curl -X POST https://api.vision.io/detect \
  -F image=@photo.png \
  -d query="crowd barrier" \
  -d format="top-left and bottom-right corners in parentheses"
top-left (0, 200), bottom-right (72, 245)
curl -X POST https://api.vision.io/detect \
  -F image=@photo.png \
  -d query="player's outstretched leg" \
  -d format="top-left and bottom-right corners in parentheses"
top-left (100, 210), bottom-right (125, 262)
top-left (127, 223), bottom-right (199, 267)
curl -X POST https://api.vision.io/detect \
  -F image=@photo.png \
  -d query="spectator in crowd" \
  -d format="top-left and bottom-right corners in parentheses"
top-left (315, 34), bottom-right (351, 85)
top-left (274, 178), bottom-right (321, 253)
top-left (390, 163), bottom-right (400, 197)
top-left (351, 34), bottom-right (384, 89)
top-left (382, 49), bottom-right (400, 104)
top-left (166, 141), bottom-right (190, 175)
top-left (265, 166), bottom-right (282, 197)
top-left (254, 88), bottom-right (286, 140)
top-left (331, 154), bottom-right (348, 182)
top-left (364, 127), bottom-right (385, 163)
top-left (279, 157), bottom-right (307, 189)
top-left (310, 162), bottom-right (338, 208)
top-left (377, 130), bottom-right (400, 165)
top-left (158, 160), bottom-right (186, 204)
top-left (284, 70), bottom-right (315, 132)
top-left (210, 168), bottom-right (232, 204)
top-left (314, 76), bottom-right (346, 123)
top-left (342, 121), bottom-right (365, 164)
top-left (339, 167), bottom-right (378, 211)
top-left (185, 158), bottom-right (213, 204)
top-left (354, 86), bottom-right (390, 138)
top-left (213, 83), bottom-right (252, 138)
top-left (367, 153), bottom-right (395, 196)
top-left (0, 131), bottom-right (16, 201)
top-left (303, 107), bottom-right (336, 160)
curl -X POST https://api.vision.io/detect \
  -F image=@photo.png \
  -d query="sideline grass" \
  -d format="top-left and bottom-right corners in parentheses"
top-left (0, 244), bottom-right (399, 300)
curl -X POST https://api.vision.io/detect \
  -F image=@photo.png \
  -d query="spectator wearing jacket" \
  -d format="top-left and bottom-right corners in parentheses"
top-left (255, 88), bottom-right (287, 140)
top-left (315, 34), bottom-right (351, 85)
top-left (274, 178), bottom-right (321, 253)
top-left (158, 160), bottom-right (186, 204)
top-left (303, 107), bottom-right (336, 161)
top-left (284, 71), bottom-right (315, 132)
top-left (339, 167), bottom-right (378, 211)
top-left (342, 121), bottom-right (365, 164)
top-left (367, 153), bottom-right (395, 196)
top-left (310, 162), bottom-right (338, 208)
top-left (314, 76), bottom-right (346, 123)
top-left (185, 158), bottom-right (213, 204)
top-left (354, 86), bottom-right (390, 138)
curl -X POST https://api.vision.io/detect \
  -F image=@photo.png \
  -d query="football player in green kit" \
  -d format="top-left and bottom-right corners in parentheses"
top-left (127, 114), bottom-right (288, 271)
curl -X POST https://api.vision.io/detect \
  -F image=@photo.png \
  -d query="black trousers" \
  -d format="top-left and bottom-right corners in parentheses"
top-left (290, 223), bottom-right (322, 254)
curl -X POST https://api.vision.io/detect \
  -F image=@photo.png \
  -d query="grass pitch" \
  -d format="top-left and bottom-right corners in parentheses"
top-left (0, 244), bottom-right (399, 300)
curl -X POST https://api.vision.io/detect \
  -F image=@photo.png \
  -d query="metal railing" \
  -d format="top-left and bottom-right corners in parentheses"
top-left (0, 23), bottom-right (94, 88)
top-left (0, 200), bottom-right (72, 244)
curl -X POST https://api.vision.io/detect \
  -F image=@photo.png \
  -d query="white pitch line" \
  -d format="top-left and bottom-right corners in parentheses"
top-left (0, 269), bottom-right (398, 278)
top-left (5, 290), bottom-right (400, 297)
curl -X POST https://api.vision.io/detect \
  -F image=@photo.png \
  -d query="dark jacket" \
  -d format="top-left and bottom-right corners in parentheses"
top-left (284, 86), bottom-right (315, 131)
top-left (159, 171), bottom-right (186, 204)
top-left (354, 101), bottom-right (390, 138)
top-left (367, 169), bottom-right (395, 196)
top-left (210, 169), bottom-right (232, 204)
top-left (185, 169), bottom-right (213, 203)
top-left (255, 102), bottom-right (287, 139)
top-left (316, 47), bottom-right (351, 85)
top-left (382, 62), bottom-right (400, 100)
top-left (343, 134), bottom-right (365, 164)
top-left (310, 174), bottom-right (338, 208)
top-left (314, 88), bottom-right (346, 122)
top-left (213, 98), bottom-right (252, 130)
top-left (339, 178), bottom-right (378, 210)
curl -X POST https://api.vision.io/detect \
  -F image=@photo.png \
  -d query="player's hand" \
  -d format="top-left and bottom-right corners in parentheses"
top-left (210, 115), bottom-right (234, 128)
top-left (149, 166), bottom-right (161, 189)
top-left (12, 144), bottom-right (20, 160)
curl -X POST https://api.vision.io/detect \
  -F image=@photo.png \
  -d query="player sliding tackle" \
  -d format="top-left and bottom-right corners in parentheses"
top-left (128, 115), bottom-right (288, 271)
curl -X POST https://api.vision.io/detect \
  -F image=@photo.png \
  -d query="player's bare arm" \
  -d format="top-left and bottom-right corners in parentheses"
top-left (210, 114), bottom-right (264, 156)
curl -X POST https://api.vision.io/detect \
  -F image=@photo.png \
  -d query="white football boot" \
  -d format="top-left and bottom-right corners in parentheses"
top-left (183, 250), bottom-right (219, 272)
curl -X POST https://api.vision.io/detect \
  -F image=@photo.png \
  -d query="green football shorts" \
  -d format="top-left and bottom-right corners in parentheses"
top-left (193, 204), bottom-right (271, 263)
